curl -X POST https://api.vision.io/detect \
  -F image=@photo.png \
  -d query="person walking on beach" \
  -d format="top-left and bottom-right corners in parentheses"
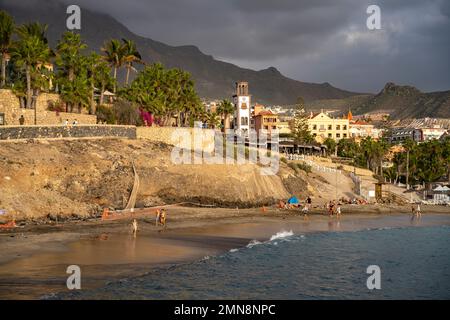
top-left (131, 219), bottom-right (138, 236)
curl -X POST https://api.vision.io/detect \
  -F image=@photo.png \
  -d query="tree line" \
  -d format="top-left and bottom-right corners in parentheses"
top-left (0, 10), bottom-right (232, 126)
top-left (328, 136), bottom-right (450, 186)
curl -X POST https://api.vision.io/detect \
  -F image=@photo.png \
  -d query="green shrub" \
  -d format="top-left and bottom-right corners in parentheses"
top-left (288, 162), bottom-right (298, 172)
top-left (297, 162), bottom-right (312, 173)
top-left (96, 105), bottom-right (116, 124)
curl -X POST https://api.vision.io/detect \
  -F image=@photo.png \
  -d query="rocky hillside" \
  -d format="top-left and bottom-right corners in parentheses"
top-left (305, 95), bottom-right (373, 114)
top-left (0, 138), bottom-right (359, 221)
top-left (3, 0), bottom-right (359, 104)
top-left (352, 83), bottom-right (450, 119)
top-left (0, 139), bottom-right (289, 221)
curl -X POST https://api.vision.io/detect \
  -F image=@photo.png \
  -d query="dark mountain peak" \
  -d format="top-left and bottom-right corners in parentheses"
top-left (380, 82), bottom-right (421, 97)
top-left (352, 82), bottom-right (450, 119)
top-left (259, 66), bottom-right (282, 76)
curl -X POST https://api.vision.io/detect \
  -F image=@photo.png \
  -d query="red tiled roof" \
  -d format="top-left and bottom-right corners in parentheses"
top-left (352, 120), bottom-right (370, 125)
top-left (257, 110), bottom-right (275, 116)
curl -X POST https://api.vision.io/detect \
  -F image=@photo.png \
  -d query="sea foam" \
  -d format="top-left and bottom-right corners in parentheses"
top-left (245, 230), bottom-right (295, 249)
top-left (270, 230), bottom-right (294, 241)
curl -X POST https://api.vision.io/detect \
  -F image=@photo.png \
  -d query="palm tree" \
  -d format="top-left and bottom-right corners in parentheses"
top-left (323, 137), bottom-right (337, 156)
top-left (101, 39), bottom-right (123, 93)
top-left (402, 138), bottom-right (416, 189)
top-left (121, 39), bottom-right (142, 85)
top-left (60, 76), bottom-right (90, 113)
top-left (206, 112), bottom-right (220, 129)
top-left (0, 11), bottom-right (14, 87)
top-left (56, 31), bottom-right (87, 82)
top-left (94, 58), bottom-right (113, 107)
top-left (16, 22), bottom-right (49, 44)
top-left (217, 99), bottom-right (234, 130)
top-left (442, 136), bottom-right (450, 183)
top-left (85, 52), bottom-right (113, 114)
top-left (415, 140), bottom-right (446, 188)
top-left (10, 23), bottom-right (51, 111)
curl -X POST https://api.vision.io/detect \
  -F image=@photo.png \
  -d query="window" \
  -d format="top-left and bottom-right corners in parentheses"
top-left (241, 103), bottom-right (247, 109)
top-left (313, 125), bottom-right (317, 130)
top-left (328, 133), bottom-right (332, 138)
top-left (0, 113), bottom-right (4, 125)
top-left (241, 117), bottom-right (248, 125)
top-left (343, 125), bottom-right (347, 130)
top-left (343, 133), bottom-right (347, 138)
top-left (336, 125), bottom-right (340, 130)
top-left (320, 125), bottom-right (325, 130)
top-left (313, 133), bottom-right (317, 137)
top-left (328, 125), bottom-right (332, 130)
top-left (336, 133), bottom-right (341, 138)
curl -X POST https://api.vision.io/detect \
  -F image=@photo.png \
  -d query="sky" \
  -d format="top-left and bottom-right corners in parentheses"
top-left (61, 0), bottom-right (450, 93)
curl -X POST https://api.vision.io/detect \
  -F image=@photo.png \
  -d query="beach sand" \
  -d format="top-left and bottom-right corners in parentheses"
top-left (0, 204), bottom-right (449, 299)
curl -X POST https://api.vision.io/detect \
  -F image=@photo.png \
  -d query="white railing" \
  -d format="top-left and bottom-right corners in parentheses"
top-left (285, 153), bottom-right (342, 174)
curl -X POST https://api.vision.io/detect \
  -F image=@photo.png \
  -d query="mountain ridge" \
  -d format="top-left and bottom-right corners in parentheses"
top-left (2, 0), bottom-right (360, 105)
top-left (352, 83), bottom-right (450, 119)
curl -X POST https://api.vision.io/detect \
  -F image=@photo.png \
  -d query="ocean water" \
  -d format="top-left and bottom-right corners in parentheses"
top-left (53, 226), bottom-right (450, 299)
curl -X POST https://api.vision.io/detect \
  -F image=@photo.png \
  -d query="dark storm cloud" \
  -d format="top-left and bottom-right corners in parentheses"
top-left (58, 0), bottom-right (449, 93)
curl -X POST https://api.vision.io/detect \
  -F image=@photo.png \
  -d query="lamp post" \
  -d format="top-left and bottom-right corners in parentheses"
top-left (33, 93), bottom-right (38, 125)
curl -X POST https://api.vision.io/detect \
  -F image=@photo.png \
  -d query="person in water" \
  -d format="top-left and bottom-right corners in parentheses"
top-left (131, 219), bottom-right (138, 236)
top-left (155, 209), bottom-right (161, 226)
top-left (160, 209), bottom-right (167, 227)
top-left (336, 204), bottom-right (342, 218)
top-left (416, 204), bottom-right (422, 218)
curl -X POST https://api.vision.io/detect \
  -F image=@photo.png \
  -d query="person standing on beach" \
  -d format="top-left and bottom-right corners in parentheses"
top-left (131, 219), bottom-right (138, 236)
top-left (302, 204), bottom-right (309, 220)
top-left (328, 201), bottom-right (335, 216)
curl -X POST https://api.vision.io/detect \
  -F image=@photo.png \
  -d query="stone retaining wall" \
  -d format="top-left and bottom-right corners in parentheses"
top-left (0, 89), bottom-right (97, 125)
top-left (136, 126), bottom-right (216, 151)
top-left (0, 125), bottom-right (136, 140)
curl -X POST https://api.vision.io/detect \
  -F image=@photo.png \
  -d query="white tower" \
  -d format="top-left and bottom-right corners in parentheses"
top-left (233, 82), bottom-right (251, 134)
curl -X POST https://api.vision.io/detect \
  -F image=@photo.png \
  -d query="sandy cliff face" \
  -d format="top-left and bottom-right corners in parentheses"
top-left (0, 139), bottom-right (300, 221)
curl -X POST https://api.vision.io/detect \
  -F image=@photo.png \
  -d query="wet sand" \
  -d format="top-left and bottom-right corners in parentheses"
top-left (0, 205), bottom-right (449, 299)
